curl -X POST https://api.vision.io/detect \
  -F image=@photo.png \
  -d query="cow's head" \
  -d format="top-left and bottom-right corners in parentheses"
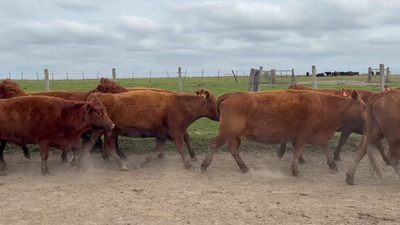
top-left (95, 78), bottom-right (129, 93)
top-left (194, 89), bottom-right (218, 121)
top-left (384, 85), bottom-right (393, 92)
top-left (0, 79), bottom-right (29, 99)
top-left (341, 89), bottom-right (367, 121)
top-left (84, 94), bottom-right (115, 130)
top-left (288, 85), bottom-right (311, 90)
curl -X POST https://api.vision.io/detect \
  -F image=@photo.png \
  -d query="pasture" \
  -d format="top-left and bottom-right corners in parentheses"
top-left (1, 75), bottom-right (400, 224)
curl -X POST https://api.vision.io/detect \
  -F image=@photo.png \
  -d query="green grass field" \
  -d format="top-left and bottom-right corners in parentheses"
top-left (4, 74), bottom-right (399, 157)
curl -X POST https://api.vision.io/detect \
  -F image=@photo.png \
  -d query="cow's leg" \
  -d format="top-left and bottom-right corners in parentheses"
top-left (345, 137), bottom-right (368, 185)
top-left (0, 142), bottom-right (7, 176)
top-left (77, 131), bottom-right (103, 173)
top-left (174, 136), bottom-right (193, 169)
top-left (104, 131), bottom-right (128, 171)
top-left (227, 138), bottom-right (249, 173)
top-left (333, 130), bottom-right (352, 162)
top-left (278, 142), bottom-right (307, 163)
top-left (90, 138), bottom-right (103, 155)
top-left (290, 141), bottom-right (307, 177)
top-left (277, 143), bottom-right (287, 159)
top-left (115, 135), bottom-right (128, 161)
top-left (374, 140), bottom-right (390, 165)
top-left (20, 144), bottom-right (31, 160)
top-left (201, 134), bottom-right (232, 172)
top-left (68, 147), bottom-right (79, 168)
top-left (61, 150), bottom-right (68, 163)
top-left (387, 143), bottom-right (400, 176)
top-left (321, 143), bottom-right (338, 172)
top-left (39, 143), bottom-right (50, 175)
top-left (184, 132), bottom-right (197, 161)
top-left (137, 138), bottom-right (166, 169)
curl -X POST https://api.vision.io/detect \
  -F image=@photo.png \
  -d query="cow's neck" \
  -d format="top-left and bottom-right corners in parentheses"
top-left (322, 95), bottom-right (354, 129)
top-left (177, 95), bottom-right (208, 125)
top-left (64, 103), bottom-right (92, 138)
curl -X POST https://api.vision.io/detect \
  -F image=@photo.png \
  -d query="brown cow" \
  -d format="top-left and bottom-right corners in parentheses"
top-left (0, 79), bottom-right (32, 160)
top-left (81, 89), bottom-right (218, 171)
top-left (93, 78), bottom-right (197, 160)
top-left (200, 89), bottom-right (366, 177)
top-left (346, 91), bottom-right (400, 185)
top-left (277, 85), bottom-right (387, 164)
top-left (0, 94), bottom-right (114, 175)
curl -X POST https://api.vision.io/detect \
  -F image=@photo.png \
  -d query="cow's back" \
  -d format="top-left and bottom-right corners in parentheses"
top-left (29, 91), bottom-right (89, 101)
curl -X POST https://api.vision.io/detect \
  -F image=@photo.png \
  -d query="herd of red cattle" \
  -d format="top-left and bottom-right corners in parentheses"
top-left (0, 78), bottom-right (399, 185)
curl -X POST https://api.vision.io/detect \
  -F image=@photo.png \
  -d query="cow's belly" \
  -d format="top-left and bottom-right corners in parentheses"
top-left (118, 129), bottom-right (172, 141)
top-left (307, 132), bottom-right (336, 146)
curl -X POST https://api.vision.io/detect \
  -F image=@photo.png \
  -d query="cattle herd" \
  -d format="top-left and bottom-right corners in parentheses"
top-left (0, 78), bottom-right (400, 186)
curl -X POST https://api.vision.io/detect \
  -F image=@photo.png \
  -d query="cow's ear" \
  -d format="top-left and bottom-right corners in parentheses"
top-left (351, 89), bottom-right (358, 101)
top-left (384, 85), bottom-right (392, 92)
top-left (341, 89), bottom-right (349, 97)
top-left (86, 103), bottom-right (92, 112)
top-left (204, 91), bottom-right (211, 100)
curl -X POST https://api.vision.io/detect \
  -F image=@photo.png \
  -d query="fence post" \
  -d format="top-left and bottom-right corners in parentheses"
top-left (271, 69), bottom-right (276, 84)
top-left (44, 69), bottom-right (50, 91)
top-left (367, 67), bottom-right (372, 82)
top-left (386, 67), bottom-right (391, 83)
top-left (112, 68), bottom-right (116, 82)
top-left (312, 65), bottom-right (317, 89)
top-left (82, 71), bottom-right (85, 83)
top-left (201, 69), bottom-right (204, 83)
top-left (36, 71), bottom-right (39, 84)
top-left (52, 71), bottom-right (55, 84)
top-left (178, 67), bottom-right (182, 93)
top-left (291, 68), bottom-right (295, 84)
top-left (132, 71), bottom-right (134, 84)
top-left (21, 72), bottom-right (23, 81)
top-left (380, 64), bottom-right (385, 92)
top-left (8, 72), bottom-right (11, 80)
top-left (218, 69), bottom-right (220, 83)
top-left (149, 70), bottom-right (152, 83)
top-left (66, 71), bottom-right (69, 81)
top-left (257, 66), bottom-right (263, 92)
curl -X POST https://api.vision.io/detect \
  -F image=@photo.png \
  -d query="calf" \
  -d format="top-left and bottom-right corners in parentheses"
top-left (82, 89), bottom-right (218, 171)
top-left (0, 94), bottom-right (114, 175)
top-left (346, 91), bottom-right (400, 185)
top-left (93, 78), bottom-right (197, 160)
top-left (200, 89), bottom-right (366, 177)
top-left (277, 85), bottom-right (387, 164)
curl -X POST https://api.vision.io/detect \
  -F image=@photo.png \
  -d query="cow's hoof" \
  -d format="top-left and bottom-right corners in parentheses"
top-left (41, 171), bottom-right (50, 176)
top-left (334, 155), bottom-right (342, 162)
top-left (292, 170), bottom-right (302, 177)
top-left (384, 158), bottom-right (391, 166)
top-left (158, 153), bottom-right (166, 159)
top-left (120, 165), bottom-right (128, 171)
top-left (200, 164), bottom-right (208, 173)
top-left (299, 157), bottom-right (307, 164)
top-left (329, 163), bottom-right (338, 172)
top-left (24, 154), bottom-right (31, 160)
top-left (277, 152), bottom-right (284, 159)
top-left (68, 161), bottom-right (77, 168)
top-left (190, 157), bottom-right (198, 161)
top-left (76, 168), bottom-right (84, 173)
top-left (241, 167), bottom-right (250, 173)
top-left (345, 173), bottom-right (355, 185)
top-left (184, 163), bottom-right (193, 170)
top-left (0, 170), bottom-right (7, 176)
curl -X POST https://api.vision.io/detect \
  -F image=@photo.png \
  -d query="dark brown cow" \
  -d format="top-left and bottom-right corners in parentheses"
top-left (94, 78), bottom-right (197, 160)
top-left (200, 89), bottom-right (366, 177)
top-left (0, 79), bottom-right (32, 160)
top-left (278, 85), bottom-right (386, 164)
top-left (346, 91), bottom-right (400, 185)
top-left (81, 89), bottom-right (218, 171)
top-left (0, 94), bottom-right (114, 175)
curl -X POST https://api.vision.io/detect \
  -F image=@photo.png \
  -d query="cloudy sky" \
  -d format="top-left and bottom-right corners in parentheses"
top-left (1, 0), bottom-right (399, 79)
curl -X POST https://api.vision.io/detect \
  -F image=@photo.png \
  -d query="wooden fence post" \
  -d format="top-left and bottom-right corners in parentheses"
top-left (44, 69), bottom-right (50, 91)
top-left (201, 69), bottom-right (204, 83)
top-left (132, 71), bottom-right (134, 84)
top-left (178, 67), bottom-right (182, 93)
top-left (51, 71), bottom-right (55, 84)
top-left (380, 64), bottom-right (385, 91)
top-left (8, 72), bottom-right (11, 80)
top-left (66, 71), bottom-right (69, 81)
top-left (112, 68), bottom-right (116, 82)
top-left (149, 70), bottom-right (152, 84)
top-left (21, 72), bottom-right (23, 81)
top-left (271, 69), bottom-right (276, 84)
top-left (218, 69), bottom-right (220, 83)
top-left (248, 67), bottom-right (262, 92)
top-left (367, 67), bottom-right (372, 82)
top-left (312, 65), bottom-right (317, 89)
top-left (82, 71), bottom-right (85, 83)
top-left (291, 68), bottom-right (295, 84)
top-left (386, 67), bottom-right (391, 83)
top-left (36, 71), bottom-right (39, 84)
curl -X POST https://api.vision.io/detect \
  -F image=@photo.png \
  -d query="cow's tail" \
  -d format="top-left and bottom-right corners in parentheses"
top-left (215, 93), bottom-right (232, 120)
top-left (365, 93), bottom-right (384, 178)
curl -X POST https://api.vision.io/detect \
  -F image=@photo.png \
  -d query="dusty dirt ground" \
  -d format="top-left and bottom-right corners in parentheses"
top-left (1, 149), bottom-right (400, 225)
